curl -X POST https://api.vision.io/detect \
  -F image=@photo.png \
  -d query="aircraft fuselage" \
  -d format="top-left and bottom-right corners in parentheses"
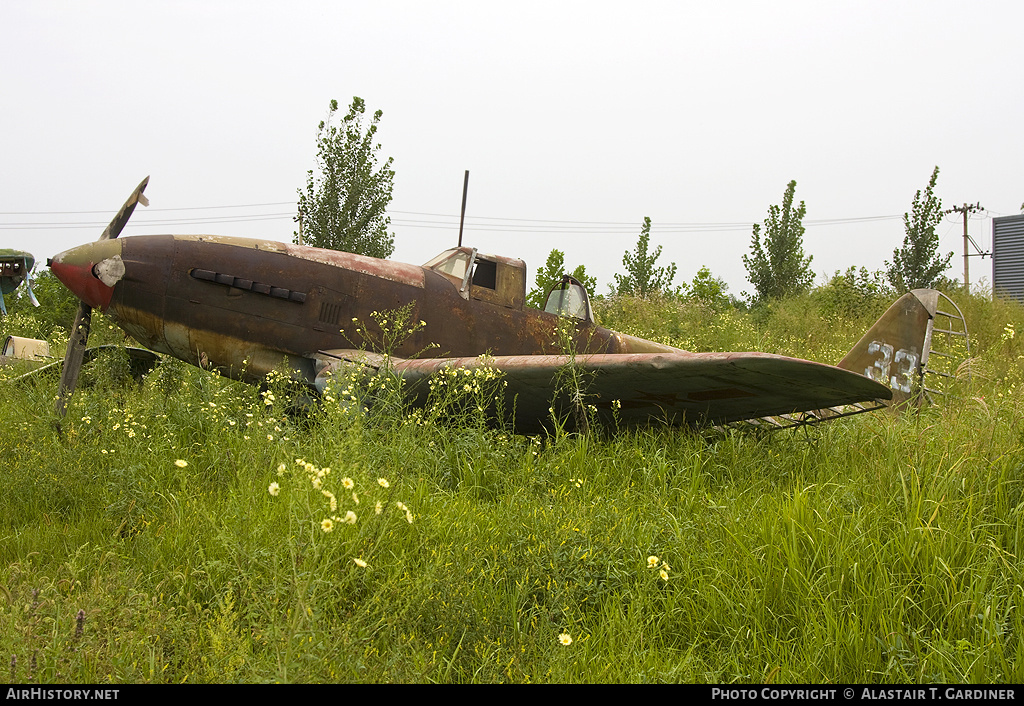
top-left (50, 234), bottom-right (673, 385)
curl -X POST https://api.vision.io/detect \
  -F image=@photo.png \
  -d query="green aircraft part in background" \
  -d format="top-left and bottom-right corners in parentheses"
top-left (0, 249), bottom-right (40, 315)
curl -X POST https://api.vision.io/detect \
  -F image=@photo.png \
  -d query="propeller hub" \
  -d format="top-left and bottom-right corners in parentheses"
top-left (50, 239), bottom-right (124, 311)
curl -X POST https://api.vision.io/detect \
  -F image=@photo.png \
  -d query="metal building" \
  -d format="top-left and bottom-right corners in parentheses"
top-left (993, 214), bottom-right (1024, 303)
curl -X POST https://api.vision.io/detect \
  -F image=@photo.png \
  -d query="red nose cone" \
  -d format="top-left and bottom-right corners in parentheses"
top-left (49, 240), bottom-right (124, 311)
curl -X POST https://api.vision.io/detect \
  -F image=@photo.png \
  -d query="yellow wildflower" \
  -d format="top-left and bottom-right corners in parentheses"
top-left (268, 482), bottom-right (280, 496)
top-left (321, 518), bottom-right (334, 533)
top-left (353, 558), bottom-right (367, 568)
top-left (378, 478), bottom-right (390, 488)
top-left (558, 633), bottom-right (572, 646)
top-left (647, 555), bottom-right (659, 568)
top-left (175, 459), bottom-right (188, 468)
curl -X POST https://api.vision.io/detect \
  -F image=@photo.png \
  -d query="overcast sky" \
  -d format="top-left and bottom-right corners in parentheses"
top-left (2, 1), bottom-right (1021, 297)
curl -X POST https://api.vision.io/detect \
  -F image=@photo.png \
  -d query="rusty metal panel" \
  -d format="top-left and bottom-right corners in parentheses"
top-left (469, 257), bottom-right (526, 310)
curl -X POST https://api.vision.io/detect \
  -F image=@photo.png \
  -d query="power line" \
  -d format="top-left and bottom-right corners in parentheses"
top-left (0, 201), bottom-right (295, 215)
top-left (393, 209), bottom-right (902, 228)
top-left (0, 200), bottom-right (901, 226)
top-left (0, 204), bottom-right (904, 234)
top-left (0, 213), bottom-right (295, 230)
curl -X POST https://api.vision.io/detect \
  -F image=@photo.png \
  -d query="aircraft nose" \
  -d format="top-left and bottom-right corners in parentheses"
top-left (49, 239), bottom-right (125, 311)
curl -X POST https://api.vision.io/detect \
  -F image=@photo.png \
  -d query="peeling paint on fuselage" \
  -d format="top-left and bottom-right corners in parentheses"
top-left (96, 234), bottom-right (680, 384)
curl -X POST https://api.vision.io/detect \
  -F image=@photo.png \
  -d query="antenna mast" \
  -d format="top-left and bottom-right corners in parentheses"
top-left (457, 170), bottom-right (469, 247)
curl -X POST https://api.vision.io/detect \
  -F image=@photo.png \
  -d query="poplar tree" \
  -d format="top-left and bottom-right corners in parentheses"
top-left (743, 180), bottom-right (813, 303)
top-left (526, 249), bottom-right (597, 309)
top-left (885, 166), bottom-right (951, 291)
top-left (613, 217), bottom-right (677, 298)
top-left (296, 98), bottom-right (395, 258)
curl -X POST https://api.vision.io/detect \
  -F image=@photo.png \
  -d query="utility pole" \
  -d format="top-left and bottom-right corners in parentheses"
top-left (946, 202), bottom-right (984, 288)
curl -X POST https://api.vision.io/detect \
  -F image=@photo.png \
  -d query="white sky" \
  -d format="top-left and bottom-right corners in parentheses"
top-left (2, 1), bottom-right (1021, 297)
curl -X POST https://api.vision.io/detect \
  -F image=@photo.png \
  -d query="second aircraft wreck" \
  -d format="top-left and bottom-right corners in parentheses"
top-left (47, 179), bottom-right (967, 433)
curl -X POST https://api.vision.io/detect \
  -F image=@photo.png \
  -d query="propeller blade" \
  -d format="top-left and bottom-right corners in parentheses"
top-left (98, 175), bottom-right (150, 241)
top-left (54, 177), bottom-right (150, 423)
top-left (24, 274), bottom-right (40, 307)
top-left (55, 302), bottom-right (91, 421)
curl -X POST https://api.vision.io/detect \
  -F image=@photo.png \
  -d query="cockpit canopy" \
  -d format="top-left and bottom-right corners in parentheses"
top-left (543, 275), bottom-right (594, 323)
top-left (423, 247), bottom-right (593, 323)
top-left (424, 247), bottom-right (526, 309)
top-left (423, 247), bottom-right (473, 285)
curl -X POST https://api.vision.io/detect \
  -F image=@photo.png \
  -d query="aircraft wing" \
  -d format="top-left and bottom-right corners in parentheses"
top-left (318, 350), bottom-right (893, 434)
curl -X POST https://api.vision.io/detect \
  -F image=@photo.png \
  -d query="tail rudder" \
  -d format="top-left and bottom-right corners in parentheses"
top-left (837, 289), bottom-right (969, 405)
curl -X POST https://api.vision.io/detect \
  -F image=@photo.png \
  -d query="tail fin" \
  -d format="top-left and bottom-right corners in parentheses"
top-left (837, 289), bottom-right (969, 405)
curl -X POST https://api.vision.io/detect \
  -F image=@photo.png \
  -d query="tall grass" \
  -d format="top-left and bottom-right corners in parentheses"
top-left (1, 289), bottom-right (1023, 682)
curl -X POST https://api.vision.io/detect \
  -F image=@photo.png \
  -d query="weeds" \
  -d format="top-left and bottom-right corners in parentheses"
top-left (1, 292), bottom-right (1023, 682)
top-left (549, 317), bottom-right (599, 435)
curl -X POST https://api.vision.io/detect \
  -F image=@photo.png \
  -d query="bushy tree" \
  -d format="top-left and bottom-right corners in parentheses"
top-left (814, 266), bottom-right (889, 319)
top-left (885, 166), bottom-right (951, 291)
top-left (296, 97), bottom-right (395, 258)
top-left (526, 249), bottom-right (597, 309)
top-left (687, 265), bottom-right (731, 309)
top-left (613, 217), bottom-right (677, 298)
top-left (742, 180), bottom-right (814, 303)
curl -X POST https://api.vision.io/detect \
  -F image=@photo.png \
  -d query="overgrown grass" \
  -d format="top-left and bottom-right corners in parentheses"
top-left (2, 289), bottom-right (1023, 683)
